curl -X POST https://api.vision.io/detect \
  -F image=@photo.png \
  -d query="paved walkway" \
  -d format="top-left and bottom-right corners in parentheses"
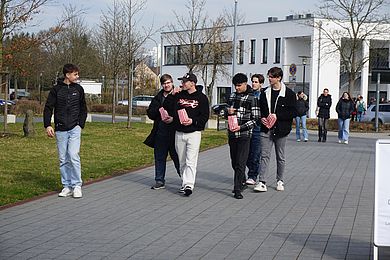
top-left (1, 131), bottom-right (390, 259)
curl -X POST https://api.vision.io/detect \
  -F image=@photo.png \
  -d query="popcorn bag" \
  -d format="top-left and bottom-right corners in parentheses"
top-left (228, 115), bottom-right (238, 131)
top-left (178, 108), bottom-right (189, 124)
top-left (159, 107), bottom-right (169, 120)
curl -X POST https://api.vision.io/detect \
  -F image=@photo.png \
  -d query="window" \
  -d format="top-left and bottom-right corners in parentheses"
top-left (275, 38), bottom-right (281, 64)
top-left (262, 39), bottom-right (268, 63)
top-left (238, 40), bottom-right (244, 64)
top-left (250, 39), bottom-right (256, 64)
top-left (165, 46), bottom-right (177, 65)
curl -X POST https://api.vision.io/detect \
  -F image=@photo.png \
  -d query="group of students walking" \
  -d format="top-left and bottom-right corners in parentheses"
top-left (43, 63), bottom-right (358, 200)
top-left (145, 66), bottom-right (297, 199)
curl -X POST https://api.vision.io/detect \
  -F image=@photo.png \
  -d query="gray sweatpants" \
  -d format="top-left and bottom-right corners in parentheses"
top-left (258, 131), bottom-right (287, 183)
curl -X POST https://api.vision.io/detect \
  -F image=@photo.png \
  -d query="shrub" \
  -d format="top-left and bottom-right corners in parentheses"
top-left (10, 100), bottom-right (44, 116)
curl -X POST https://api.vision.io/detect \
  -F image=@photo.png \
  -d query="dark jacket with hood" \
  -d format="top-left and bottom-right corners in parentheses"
top-left (144, 89), bottom-right (176, 148)
top-left (259, 82), bottom-right (296, 138)
top-left (43, 79), bottom-right (87, 131)
top-left (336, 98), bottom-right (355, 120)
top-left (317, 94), bottom-right (332, 119)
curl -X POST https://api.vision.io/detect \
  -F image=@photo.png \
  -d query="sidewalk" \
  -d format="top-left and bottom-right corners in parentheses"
top-left (1, 133), bottom-right (390, 259)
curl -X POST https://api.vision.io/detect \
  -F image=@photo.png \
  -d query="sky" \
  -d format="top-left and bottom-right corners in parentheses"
top-left (28, 0), bottom-right (319, 48)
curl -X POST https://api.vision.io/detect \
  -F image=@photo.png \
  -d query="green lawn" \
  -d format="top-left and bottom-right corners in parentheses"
top-left (0, 122), bottom-right (228, 207)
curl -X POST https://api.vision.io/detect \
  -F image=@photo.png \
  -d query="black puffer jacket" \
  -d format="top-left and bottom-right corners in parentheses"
top-left (296, 97), bottom-right (309, 117)
top-left (317, 94), bottom-right (332, 119)
top-left (44, 79), bottom-right (87, 131)
top-left (336, 98), bottom-right (355, 120)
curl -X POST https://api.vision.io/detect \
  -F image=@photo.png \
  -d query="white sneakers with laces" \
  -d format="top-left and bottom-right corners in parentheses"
top-left (73, 186), bottom-right (83, 198)
top-left (276, 180), bottom-right (285, 191)
top-left (58, 187), bottom-right (73, 197)
top-left (254, 182), bottom-right (267, 192)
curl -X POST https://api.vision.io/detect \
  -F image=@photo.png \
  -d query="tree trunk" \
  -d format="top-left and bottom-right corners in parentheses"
top-left (112, 74), bottom-right (117, 124)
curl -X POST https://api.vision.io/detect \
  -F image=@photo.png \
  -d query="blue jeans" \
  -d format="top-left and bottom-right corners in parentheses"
top-left (154, 133), bottom-right (180, 184)
top-left (295, 115), bottom-right (308, 140)
top-left (246, 126), bottom-right (261, 181)
top-left (56, 125), bottom-right (82, 188)
top-left (338, 118), bottom-right (350, 141)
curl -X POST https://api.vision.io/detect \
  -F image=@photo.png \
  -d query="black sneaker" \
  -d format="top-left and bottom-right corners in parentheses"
top-left (233, 191), bottom-right (243, 199)
top-left (184, 186), bottom-right (192, 196)
top-left (151, 182), bottom-right (165, 190)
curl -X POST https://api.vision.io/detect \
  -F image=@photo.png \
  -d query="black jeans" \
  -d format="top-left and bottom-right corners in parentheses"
top-left (318, 117), bottom-right (329, 140)
top-left (154, 133), bottom-right (180, 183)
top-left (229, 137), bottom-right (251, 191)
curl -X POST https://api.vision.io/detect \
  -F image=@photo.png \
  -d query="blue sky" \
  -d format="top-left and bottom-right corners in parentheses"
top-left (29, 0), bottom-right (319, 47)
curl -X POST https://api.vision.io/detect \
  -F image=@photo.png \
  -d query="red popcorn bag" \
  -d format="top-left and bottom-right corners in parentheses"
top-left (261, 113), bottom-right (277, 129)
top-left (178, 108), bottom-right (189, 124)
top-left (228, 115), bottom-right (238, 131)
top-left (159, 107), bottom-right (169, 120)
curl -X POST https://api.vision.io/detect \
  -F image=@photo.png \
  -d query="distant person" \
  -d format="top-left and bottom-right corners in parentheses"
top-left (43, 64), bottom-right (87, 198)
top-left (295, 91), bottom-right (309, 142)
top-left (356, 95), bottom-right (366, 122)
top-left (144, 74), bottom-right (180, 190)
top-left (317, 88), bottom-right (332, 142)
top-left (336, 92), bottom-right (354, 144)
top-left (254, 67), bottom-right (296, 193)
top-left (379, 97), bottom-right (387, 104)
top-left (227, 73), bottom-right (260, 199)
top-left (350, 97), bottom-right (357, 121)
top-left (164, 72), bottom-right (209, 196)
top-left (246, 74), bottom-right (264, 186)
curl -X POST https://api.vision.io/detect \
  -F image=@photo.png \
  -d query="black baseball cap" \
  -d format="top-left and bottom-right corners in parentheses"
top-left (178, 73), bottom-right (197, 84)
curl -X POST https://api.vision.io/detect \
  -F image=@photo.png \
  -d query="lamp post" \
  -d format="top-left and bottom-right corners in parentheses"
top-left (299, 55), bottom-right (311, 93)
top-left (231, 0), bottom-right (238, 91)
top-left (39, 72), bottom-right (43, 104)
top-left (149, 37), bottom-right (160, 90)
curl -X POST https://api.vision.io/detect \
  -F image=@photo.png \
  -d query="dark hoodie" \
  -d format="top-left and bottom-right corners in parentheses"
top-left (44, 78), bottom-right (88, 131)
top-left (164, 89), bottom-right (210, 133)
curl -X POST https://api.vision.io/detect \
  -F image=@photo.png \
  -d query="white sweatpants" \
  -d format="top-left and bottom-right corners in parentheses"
top-left (175, 131), bottom-right (202, 190)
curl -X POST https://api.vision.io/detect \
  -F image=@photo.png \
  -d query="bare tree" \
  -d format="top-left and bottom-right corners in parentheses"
top-left (313, 0), bottom-right (390, 93)
top-left (95, 0), bottom-right (128, 123)
top-left (165, 0), bottom-right (232, 103)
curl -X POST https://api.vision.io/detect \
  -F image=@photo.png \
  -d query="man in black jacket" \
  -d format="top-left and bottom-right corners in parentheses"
top-left (295, 91), bottom-right (309, 142)
top-left (317, 88), bottom-right (332, 142)
top-left (44, 64), bottom-right (87, 199)
top-left (254, 67), bottom-right (296, 193)
top-left (144, 74), bottom-right (180, 190)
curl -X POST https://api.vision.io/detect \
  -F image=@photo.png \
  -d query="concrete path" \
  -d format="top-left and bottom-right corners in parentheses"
top-left (1, 131), bottom-right (390, 259)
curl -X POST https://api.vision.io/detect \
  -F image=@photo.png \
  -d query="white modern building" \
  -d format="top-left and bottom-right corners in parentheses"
top-left (160, 15), bottom-right (390, 118)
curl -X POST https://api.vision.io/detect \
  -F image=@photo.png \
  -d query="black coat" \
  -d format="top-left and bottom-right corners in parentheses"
top-left (317, 94), bottom-right (332, 119)
top-left (296, 98), bottom-right (309, 117)
top-left (143, 90), bottom-right (176, 148)
top-left (259, 83), bottom-right (297, 138)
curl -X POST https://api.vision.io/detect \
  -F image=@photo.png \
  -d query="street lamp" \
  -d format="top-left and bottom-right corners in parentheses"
top-left (299, 55), bottom-right (311, 93)
top-left (149, 37), bottom-right (160, 90)
top-left (39, 72), bottom-right (43, 104)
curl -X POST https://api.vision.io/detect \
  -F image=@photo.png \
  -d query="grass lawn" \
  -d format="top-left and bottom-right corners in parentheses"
top-left (0, 122), bottom-right (228, 207)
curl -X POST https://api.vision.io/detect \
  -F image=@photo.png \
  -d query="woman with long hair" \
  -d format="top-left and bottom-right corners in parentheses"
top-left (336, 92), bottom-right (355, 144)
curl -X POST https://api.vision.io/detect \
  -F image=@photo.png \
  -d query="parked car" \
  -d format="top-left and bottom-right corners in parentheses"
top-left (361, 103), bottom-right (390, 124)
top-left (117, 100), bottom-right (129, 106)
top-left (132, 95), bottom-right (153, 107)
top-left (211, 103), bottom-right (229, 117)
top-left (0, 99), bottom-right (15, 106)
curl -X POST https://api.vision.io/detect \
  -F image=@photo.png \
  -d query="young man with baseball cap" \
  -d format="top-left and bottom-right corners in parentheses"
top-left (164, 72), bottom-right (209, 196)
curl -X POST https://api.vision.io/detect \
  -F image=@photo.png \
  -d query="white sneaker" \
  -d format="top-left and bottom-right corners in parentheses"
top-left (58, 187), bottom-right (73, 197)
top-left (338, 140), bottom-right (342, 144)
top-left (73, 186), bottom-right (82, 198)
top-left (254, 182), bottom-right (267, 192)
top-left (296, 139), bottom-right (301, 142)
top-left (246, 178), bottom-right (256, 185)
top-left (276, 180), bottom-right (285, 191)
top-left (344, 140), bottom-right (348, 145)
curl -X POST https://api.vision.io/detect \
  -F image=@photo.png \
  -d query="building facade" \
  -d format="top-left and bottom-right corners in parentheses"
top-left (161, 15), bottom-right (390, 118)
